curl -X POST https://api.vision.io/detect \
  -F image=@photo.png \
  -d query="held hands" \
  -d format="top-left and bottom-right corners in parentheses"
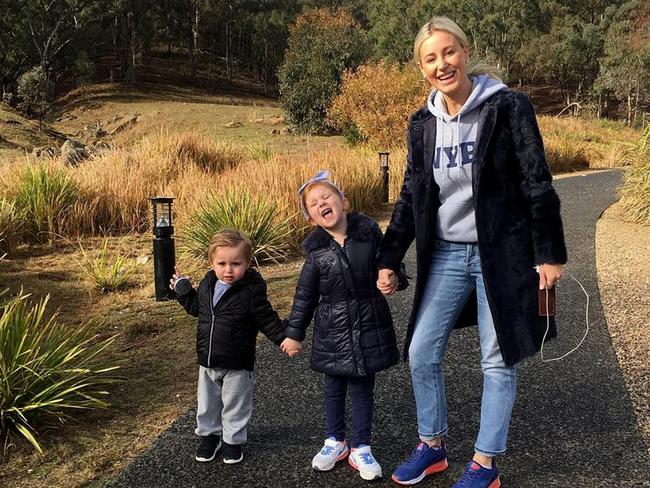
top-left (537, 263), bottom-right (563, 289)
top-left (377, 268), bottom-right (399, 295)
top-left (280, 338), bottom-right (303, 357)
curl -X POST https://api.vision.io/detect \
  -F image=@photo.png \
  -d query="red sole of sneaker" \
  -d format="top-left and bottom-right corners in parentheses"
top-left (390, 459), bottom-right (448, 485)
top-left (424, 458), bottom-right (449, 474)
top-left (489, 477), bottom-right (501, 488)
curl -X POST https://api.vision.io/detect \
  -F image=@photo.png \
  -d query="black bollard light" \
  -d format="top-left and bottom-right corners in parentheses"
top-left (151, 197), bottom-right (176, 301)
top-left (379, 151), bottom-right (390, 203)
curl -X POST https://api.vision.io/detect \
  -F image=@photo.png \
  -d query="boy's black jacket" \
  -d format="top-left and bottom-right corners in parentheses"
top-left (285, 212), bottom-right (404, 377)
top-left (176, 268), bottom-right (285, 370)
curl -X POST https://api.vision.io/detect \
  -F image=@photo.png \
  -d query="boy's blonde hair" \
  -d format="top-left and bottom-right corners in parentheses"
top-left (207, 229), bottom-right (253, 263)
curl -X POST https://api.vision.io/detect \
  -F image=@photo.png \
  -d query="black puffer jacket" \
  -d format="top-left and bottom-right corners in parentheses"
top-left (285, 213), bottom-right (403, 377)
top-left (176, 268), bottom-right (285, 370)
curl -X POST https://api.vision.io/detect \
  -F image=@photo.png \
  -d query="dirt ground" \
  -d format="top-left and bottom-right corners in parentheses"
top-left (596, 200), bottom-right (650, 454)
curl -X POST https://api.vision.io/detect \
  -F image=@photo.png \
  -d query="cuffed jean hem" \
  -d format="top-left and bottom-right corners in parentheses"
top-left (418, 427), bottom-right (448, 441)
top-left (474, 444), bottom-right (507, 457)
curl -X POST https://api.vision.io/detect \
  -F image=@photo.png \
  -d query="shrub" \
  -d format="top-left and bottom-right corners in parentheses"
top-left (16, 66), bottom-right (51, 121)
top-left (0, 199), bottom-right (24, 255)
top-left (0, 293), bottom-right (119, 458)
top-left (278, 8), bottom-right (368, 133)
top-left (329, 61), bottom-right (428, 148)
top-left (76, 239), bottom-right (137, 292)
top-left (10, 164), bottom-right (79, 242)
top-left (182, 189), bottom-right (295, 265)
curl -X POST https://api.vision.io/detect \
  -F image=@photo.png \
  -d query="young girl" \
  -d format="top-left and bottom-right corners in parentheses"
top-left (281, 171), bottom-right (406, 481)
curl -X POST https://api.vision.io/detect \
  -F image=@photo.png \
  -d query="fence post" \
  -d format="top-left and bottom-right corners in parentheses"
top-left (379, 151), bottom-right (389, 203)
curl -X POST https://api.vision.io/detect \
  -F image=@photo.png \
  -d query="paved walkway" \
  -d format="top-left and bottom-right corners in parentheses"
top-left (110, 170), bottom-right (650, 487)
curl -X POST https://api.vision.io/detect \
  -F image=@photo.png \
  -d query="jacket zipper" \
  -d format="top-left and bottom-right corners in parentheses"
top-left (206, 280), bottom-right (237, 368)
top-left (208, 306), bottom-right (215, 367)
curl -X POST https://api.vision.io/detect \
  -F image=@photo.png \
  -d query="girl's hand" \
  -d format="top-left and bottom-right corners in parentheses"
top-left (281, 338), bottom-right (303, 357)
top-left (537, 263), bottom-right (563, 289)
top-left (377, 268), bottom-right (398, 295)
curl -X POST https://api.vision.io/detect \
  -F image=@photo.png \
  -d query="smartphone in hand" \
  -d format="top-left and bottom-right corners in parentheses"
top-left (539, 285), bottom-right (556, 316)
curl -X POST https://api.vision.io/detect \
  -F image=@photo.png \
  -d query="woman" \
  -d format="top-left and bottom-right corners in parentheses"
top-left (376, 17), bottom-right (566, 488)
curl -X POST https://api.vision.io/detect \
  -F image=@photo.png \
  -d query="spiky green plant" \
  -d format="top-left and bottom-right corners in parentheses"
top-left (0, 293), bottom-right (119, 459)
top-left (11, 165), bottom-right (79, 242)
top-left (182, 189), bottom-right (295, 264)
top-left (246, 142), bottom-right (273, 162)
top-left (76, 239), bottom-right (136, 292)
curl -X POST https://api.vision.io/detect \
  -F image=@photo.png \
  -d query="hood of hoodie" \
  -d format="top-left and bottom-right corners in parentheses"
top-left (426, 74), bottom-right (506, 242)
top-left (427, 74), bottom-right (506, 122)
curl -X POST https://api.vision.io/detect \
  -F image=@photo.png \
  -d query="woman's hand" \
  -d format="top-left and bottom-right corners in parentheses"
top-left (537, 263), bottom-right (563, 289)
top-left (377, 268), bottom-right (399, 295)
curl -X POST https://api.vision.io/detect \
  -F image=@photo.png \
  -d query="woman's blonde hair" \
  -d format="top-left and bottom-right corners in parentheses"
top-left (413, 16), bottom-right (502, 81)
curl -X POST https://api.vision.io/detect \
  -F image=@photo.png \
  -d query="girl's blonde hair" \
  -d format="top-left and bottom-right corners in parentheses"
top-left (413, 16), bottom-right (502, 81)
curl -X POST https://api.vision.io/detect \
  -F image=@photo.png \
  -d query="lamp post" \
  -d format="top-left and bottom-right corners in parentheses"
top-left (151, 197), bottom-right (175, 301)
top-left (379, 151), bottom-right (390, 203)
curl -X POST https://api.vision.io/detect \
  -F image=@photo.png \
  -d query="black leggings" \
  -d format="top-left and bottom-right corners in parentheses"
top-left (324, 373), bottom-right (376, 448)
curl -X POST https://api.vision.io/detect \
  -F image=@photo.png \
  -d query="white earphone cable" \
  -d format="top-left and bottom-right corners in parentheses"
top-left (540, 270), bottom-right (590, 362)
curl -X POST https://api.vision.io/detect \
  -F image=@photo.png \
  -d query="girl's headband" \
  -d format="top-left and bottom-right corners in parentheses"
top-left (297, 170), bottom-right (344, 219)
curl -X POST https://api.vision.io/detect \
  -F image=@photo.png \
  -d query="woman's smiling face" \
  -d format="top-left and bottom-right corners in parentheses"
top-left (418, 30), bottom-right (470, 98)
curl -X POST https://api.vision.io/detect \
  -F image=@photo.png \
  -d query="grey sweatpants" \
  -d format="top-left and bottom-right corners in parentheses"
top-left (195, 366), bottom-right (254, 445)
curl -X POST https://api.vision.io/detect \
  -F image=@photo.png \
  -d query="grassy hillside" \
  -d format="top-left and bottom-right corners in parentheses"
top-left (1, 83), bottom-right (345, 164)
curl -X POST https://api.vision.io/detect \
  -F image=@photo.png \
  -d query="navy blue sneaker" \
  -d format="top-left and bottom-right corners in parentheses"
top-left (452, 461), bottom-right (501, 488)
top-left (391, 442), bottom-right (448, 485)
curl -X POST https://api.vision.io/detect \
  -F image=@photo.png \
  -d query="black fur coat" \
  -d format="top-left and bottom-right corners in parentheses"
top-left (377, 89), bottom-right (567, 367)
top-left (285, 212), bottom-right (401, 376)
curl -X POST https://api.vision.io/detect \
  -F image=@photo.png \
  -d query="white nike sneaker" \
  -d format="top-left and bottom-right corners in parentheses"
top-left (311, 437), bottom-right (349, 471)
top-left (348, 445), bottom-right (383, 481)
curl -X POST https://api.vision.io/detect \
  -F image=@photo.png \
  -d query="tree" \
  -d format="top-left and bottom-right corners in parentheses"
top-left (596, 0), bottom-right (650, 124)
top-left (521, 13), bottom-right (605, 112)
top-left (278, 7), bottom-right (369, 133)
top-left (367, 0), bottom-right (418, 63)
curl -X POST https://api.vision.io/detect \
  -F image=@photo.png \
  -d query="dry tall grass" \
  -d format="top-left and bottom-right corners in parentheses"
top-left (0, 133), bottom-right (392, 249)
top-left (537, 116), bottom-right (637, 170)
top-left (619, 126), bottom-right (650, 225)
top-left (0, 115), bottom-right (640, 251)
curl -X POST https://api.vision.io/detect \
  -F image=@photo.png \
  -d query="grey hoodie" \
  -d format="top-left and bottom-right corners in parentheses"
top-left (427, 74), bottom-right (506, 242)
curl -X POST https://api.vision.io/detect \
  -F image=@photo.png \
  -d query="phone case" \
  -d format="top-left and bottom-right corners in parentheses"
top-left (539, 285), bottom-right (556, 316)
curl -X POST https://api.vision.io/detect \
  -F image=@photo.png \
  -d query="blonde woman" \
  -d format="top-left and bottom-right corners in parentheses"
top-left (376, 17), bottom-right (566, 487)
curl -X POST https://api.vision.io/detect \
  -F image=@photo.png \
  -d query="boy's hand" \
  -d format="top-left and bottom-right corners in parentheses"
top-left (280, 338), bottom-right (303, 357)
top-left (169, 266), bottom-right (190, 291)
top-left (377, 268), bottom-right (398, 295)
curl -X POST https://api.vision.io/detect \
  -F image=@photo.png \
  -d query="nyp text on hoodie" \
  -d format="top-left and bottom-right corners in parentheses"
top-left (427, 74), bottom-right (506, 243)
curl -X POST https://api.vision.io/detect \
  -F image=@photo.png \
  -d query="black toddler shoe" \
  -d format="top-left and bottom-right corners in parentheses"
top-left (195, 434), bottom-right (221, 462)
top-left (222, 442), bottom-right (244, 464)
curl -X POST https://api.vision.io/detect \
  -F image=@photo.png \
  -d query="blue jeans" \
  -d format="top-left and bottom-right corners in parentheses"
top-left (408, 240), bottom-right (517, 456)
